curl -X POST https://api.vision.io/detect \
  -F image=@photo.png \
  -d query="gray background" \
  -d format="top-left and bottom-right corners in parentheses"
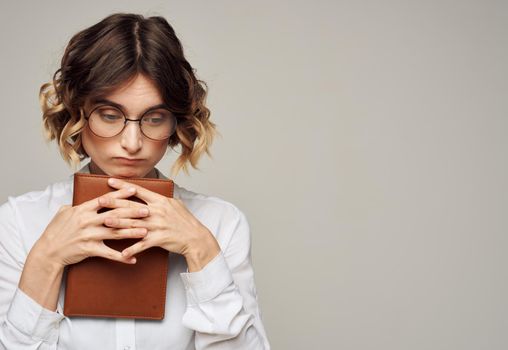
top-left (1, 1), bottom-right (507, 349)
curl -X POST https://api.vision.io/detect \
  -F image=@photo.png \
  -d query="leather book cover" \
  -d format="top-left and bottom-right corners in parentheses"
top-left (63, 172), bottom-right (174, 320)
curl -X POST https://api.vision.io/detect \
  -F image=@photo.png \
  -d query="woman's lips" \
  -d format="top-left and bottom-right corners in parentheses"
top-left (114, 157), bottom-right (144, 165)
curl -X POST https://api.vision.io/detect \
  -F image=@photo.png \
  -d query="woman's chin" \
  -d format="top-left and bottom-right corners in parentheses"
top-left (89, 162), bottom-right (154, 179)
top-left (94, 167), bottom-right (141, 179)
top-left (110, 170), bottom-right (143, 179)
top-left (111, 167), bottom-right (155, 179)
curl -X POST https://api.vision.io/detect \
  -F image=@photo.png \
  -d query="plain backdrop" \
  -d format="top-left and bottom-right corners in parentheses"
top-left (1, 1), bottom-right (507, 349)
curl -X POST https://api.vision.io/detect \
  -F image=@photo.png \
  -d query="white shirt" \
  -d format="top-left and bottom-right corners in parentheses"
top-left (0, 163), bottom-right (270, 349)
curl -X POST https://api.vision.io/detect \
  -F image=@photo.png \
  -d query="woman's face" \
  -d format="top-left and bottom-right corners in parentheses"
top-left (81, 74), bottom-right (169, 179)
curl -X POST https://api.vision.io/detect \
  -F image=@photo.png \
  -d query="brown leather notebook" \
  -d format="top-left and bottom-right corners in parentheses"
top-left (63, 172), bottom-right (174, 320)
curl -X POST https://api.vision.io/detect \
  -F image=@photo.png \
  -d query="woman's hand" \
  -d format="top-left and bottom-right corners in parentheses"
top-left (103, 177), bottom-right (221, 272)
top-left (35, 185), bottom-right (151, 268)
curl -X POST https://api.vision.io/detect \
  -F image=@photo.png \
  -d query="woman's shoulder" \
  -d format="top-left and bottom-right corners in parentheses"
top-left (0, 177), bottom-right (73, 245)
top-left (2, 177), bottom-right (73, 213)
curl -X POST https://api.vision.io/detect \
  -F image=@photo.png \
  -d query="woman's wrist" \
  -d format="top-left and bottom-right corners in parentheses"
top-left (184, 232), bottom-right (221, 272)
top-left (19, 244), bottom-right (65, 311)
top-left (32, 237), bottom-right (65, 271)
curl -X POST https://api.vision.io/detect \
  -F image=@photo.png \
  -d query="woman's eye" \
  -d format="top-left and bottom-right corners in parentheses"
top-left (143, 112), bottom-right (168, 125)
top-left (99, 111), bottom-right (122, 121)
top-left (145, 117), bottom-right (163, 124)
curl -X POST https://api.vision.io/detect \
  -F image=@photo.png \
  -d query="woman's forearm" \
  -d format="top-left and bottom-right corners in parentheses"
top-left (18, 242), bottom-right (64, 312)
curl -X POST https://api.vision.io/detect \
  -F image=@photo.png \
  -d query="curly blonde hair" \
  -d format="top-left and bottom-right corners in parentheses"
top-left (40, 13), bottom-right (218, 178)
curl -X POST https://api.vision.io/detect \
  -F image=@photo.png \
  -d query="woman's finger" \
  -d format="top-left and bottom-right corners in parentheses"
top-left (102, 217), bottom-right (150, 229)
top-left (97, 197), bottom-right (146, 210)
top-left (107, 178), bottom-right (162, 204)
top-left (99, 227), bottom-right (148, 240)
top-left (91, 205), bottom-right (149, 225)
top-left (82, 186), bottom-right (138, 212)
top-left (95, 242), bottom-right (138, 264)
top-left (121, 239), bottom-right (154, 259)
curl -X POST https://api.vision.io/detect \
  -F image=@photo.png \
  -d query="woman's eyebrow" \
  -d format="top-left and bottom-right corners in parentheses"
top-left (92, 98), bottom-right (170, 112)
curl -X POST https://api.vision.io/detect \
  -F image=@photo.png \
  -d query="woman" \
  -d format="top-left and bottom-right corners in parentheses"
top-left (0, 13), bottom-right (270, 349)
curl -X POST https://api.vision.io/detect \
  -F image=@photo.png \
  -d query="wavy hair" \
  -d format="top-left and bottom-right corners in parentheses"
top-left (40, 13), bottom-right (218, 178)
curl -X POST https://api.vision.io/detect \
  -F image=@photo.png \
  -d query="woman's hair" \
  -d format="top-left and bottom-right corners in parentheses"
top-left (40, 13), bottom-right (217, 178)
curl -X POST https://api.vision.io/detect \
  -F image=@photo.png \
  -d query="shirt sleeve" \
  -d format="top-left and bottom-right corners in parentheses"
top-left (0, 198), bottom-right (65, 350)
top-left (179, 209), bottom-right (270, 349)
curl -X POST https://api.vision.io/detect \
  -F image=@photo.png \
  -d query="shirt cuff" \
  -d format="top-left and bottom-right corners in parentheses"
top-left (6, 288), bottom-right (65, 342)
top-left (179, 251), bottom-right (233, 305)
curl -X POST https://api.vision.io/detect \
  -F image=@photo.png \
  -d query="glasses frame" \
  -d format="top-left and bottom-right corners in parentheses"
top-left (84, 104), bottom-right (177, 141)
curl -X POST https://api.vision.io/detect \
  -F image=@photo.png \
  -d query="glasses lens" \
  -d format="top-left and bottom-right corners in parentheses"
top-left (87, 106), bottom-right (177, 139)
top-left (88, 106), bottom-right (125, 137)
top-left (141, 109), bottom-right (176, 140)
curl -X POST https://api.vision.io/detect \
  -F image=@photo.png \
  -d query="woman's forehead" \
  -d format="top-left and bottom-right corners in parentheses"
top-left (85, 74), bottom-right (165, 112)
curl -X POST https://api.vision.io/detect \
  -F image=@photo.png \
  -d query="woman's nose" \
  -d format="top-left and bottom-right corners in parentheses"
top-left (120, 120), bottom-right (143, 153)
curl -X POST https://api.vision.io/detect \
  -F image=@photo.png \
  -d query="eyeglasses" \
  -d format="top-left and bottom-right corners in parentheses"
top-left (85, 104), bottom-right (177, 140)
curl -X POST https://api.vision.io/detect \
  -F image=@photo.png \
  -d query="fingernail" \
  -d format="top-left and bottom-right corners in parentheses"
top-left (108, 178), bottom-right (116, 185)
top-left (128, 187), bottom-right (136, 193)
top-left (130, 257), bottom-right (137, 264)
top-left (98, 197), bottom-right (106, 205)
top-left (139, 208), bottom-right (149, 215)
